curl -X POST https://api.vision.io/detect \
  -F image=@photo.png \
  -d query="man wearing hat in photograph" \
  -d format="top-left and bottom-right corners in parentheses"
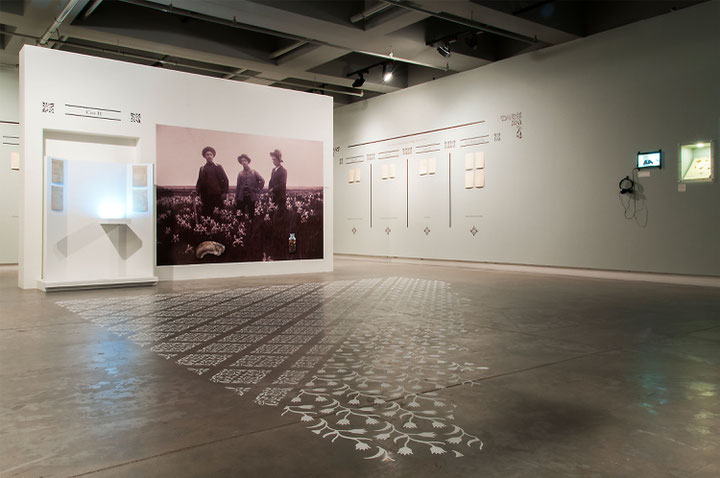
top-left (195, 146), bottom-right (229, 217)
top-left (234, 154), bottom-right (265, 221)
top-left (268, 149), bottom-right (287, 212)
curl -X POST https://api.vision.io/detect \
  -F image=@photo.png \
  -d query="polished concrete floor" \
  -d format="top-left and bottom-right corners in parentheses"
top-left (1, 258), bottom-right (719, 477)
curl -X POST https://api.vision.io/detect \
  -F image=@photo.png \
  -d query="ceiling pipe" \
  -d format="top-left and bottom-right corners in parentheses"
top-left (118, 0), bottom-right (310, 43)
top-left (379, 0), bottom-right (543, 45)
top-left (51, 35), bottom-right (68, 50)
top-left (117, 0), bottom-right (447, 71)
top-left (222, 68), bottom-right (247, 79)
top-left (82, 0), bottom-right (105, 20)
top-left (4, 30), bottom-right (365, 97)
top-left (269, 40), bottom-right (310, 60)
top-left (1, 30), bottom-right (365, 96)
top-left (349, 2), bottom-right (394, 23)
top-left (346, 60), bottom-right (386, 79)
top-left (280, 80), bottom-right (364, 98)
top-left (39, 0), bottom-right (83, 45)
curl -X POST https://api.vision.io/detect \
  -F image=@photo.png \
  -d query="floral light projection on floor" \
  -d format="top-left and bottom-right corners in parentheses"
top-left (56, 277), bottom-right (488, 461)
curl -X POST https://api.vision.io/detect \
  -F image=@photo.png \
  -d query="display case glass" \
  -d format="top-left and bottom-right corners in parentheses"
top-left (680, 141), bottom-right (714, 182)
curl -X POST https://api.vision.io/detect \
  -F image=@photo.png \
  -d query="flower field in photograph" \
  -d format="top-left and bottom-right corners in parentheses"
top-left (156, 187), bottom-right (323, 265)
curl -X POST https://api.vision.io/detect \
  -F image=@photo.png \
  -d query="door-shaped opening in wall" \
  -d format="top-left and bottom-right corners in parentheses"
top-left (40, 131), bottom-right (156, 290)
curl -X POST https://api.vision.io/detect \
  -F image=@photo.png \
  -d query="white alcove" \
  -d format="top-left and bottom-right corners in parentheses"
top-left (39, 131), bottom-right (156, 290)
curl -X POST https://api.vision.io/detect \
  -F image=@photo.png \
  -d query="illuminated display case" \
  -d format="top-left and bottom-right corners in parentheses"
top-left (680, 141), bottom-right (714, 183)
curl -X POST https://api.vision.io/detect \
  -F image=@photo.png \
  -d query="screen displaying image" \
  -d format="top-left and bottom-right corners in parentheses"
top-left (637, 150), bottom-right (662, 169)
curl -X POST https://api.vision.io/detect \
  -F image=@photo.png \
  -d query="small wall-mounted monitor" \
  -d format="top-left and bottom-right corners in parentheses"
top-left (638, 150), bottom-right (662, 169)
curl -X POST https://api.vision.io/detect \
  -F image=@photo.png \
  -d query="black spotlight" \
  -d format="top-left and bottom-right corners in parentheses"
top-left (465, 34), bottom-right (478, 50)
top-left (352, 74), bottom-right (365, 88)
top-left (437, 42), bottom-right (451, 58)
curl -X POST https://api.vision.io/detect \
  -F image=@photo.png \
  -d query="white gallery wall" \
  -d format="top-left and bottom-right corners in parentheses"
top-left (0, 66), bottom-right (20, 264)
top-left (333, 2), bottom-right (720, 278)
top-left (20, 46), bottom-right (333, 289)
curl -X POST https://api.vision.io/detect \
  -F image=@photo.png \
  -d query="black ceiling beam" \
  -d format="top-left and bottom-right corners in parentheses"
top-left (117, 0), bottom-right (312, 45)
top-left (0, 30), bottom-right (365, 97)
top-left (116, 0), bottom-right (447, 70)
top-left (380, 0), bottom-right (547, 45)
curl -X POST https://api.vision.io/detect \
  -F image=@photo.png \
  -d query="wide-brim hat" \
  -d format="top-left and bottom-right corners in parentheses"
top-left (237, 154), bottom-right (251, 163)
top-left (270, 149), bottom-right (283, 162)
top-left (202, 146), bottom-right (216, 157)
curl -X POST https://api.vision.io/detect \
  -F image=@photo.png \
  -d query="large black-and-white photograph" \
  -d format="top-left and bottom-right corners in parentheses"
top-left (156, 124), bottom-right (324, 265)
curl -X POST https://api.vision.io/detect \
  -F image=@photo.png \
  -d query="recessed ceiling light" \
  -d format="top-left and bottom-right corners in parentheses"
top-left (382, 63), bottom-right (394, 82)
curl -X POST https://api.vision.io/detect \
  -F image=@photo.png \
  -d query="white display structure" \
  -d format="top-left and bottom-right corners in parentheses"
top-left (41, 152), bottom-right (156, 290)
top-left (19, 46), bottom-right (333, 290)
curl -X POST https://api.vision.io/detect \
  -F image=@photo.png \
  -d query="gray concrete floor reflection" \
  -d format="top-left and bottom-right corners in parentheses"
top-left (1, 259), bottom-right (719, 477)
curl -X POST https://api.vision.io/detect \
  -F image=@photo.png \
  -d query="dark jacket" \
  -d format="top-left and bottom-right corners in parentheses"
top-left (196, 162), bottom-right (229, 198)
top-left (269, 165), bottom-right (287, 196)
top-left (235, 168), bottom-right (265, 202)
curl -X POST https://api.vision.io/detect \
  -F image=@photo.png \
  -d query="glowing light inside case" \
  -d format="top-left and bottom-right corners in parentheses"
top-left (98, 200), bottom-right (126, 219)
top-left (681, 142), bottom-right (713, 181)
top-left (637, 150), bottom-right (661, 169)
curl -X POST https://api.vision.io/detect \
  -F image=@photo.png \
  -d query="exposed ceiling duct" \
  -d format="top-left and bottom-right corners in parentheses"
top-left (38, 0), bottom-right (83, 45)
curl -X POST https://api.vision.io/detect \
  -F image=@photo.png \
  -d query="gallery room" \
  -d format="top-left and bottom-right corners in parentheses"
top-left (0, 0), bottom-right (718, 476)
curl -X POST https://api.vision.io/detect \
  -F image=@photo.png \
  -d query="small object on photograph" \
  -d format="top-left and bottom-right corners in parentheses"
top-left (132, 165), bottom-right (148, 187)
top-left (289, 233), bottom-right (297, 254)
top-left (474, 169), bottom-right (485, 188)
top-left (51, 185), bottom-right (64, 211)
top-left (51, 158), bottom-right (64, 184)
top-left (195, 241), bottom-right (225, 259)
top-left (348, 169), bottom-right (355, 183)
top-left (381, 164), bottom-right (389, 180)
top-left (419, 159), bottom-right (428, 176)
top-left (464, 171), bottom-right (474, 189)
top-left (428, 157), bottom-right (437, 175)
top-left (10, 152), bottom-right (20, 171)
top-left (389, 164), bottom-right (397, 179)
top-left (464, 153), bottom-right (474, 171)
top-left (133, 189), bottom-right (148, 212)
top-left (475, 151), bottom-right (485, 169)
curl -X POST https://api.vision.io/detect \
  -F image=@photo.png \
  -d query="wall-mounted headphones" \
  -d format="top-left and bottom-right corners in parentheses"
top-left (619, 176), bottom-right (635, 195)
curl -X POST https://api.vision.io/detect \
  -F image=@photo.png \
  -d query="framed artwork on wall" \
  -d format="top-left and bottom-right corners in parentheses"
top-left (156, 124), bottom-right (324, 265)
